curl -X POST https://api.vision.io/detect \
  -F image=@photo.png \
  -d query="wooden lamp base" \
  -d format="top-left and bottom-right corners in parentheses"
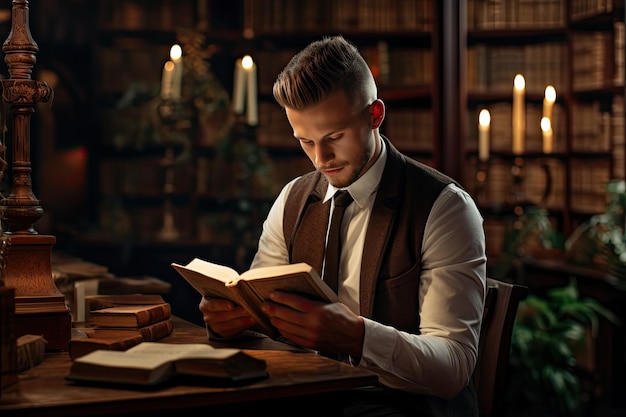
top-left (3, 234), bottom-right (71, 351)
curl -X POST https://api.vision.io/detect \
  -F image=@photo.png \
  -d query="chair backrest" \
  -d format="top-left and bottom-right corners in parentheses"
top-left (474, 277), bottom-right (528, 417)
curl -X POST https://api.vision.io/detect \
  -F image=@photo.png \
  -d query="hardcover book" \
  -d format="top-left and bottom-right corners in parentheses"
top-left (171, 259), bottom-right (338, 339)
top-left (68, 334), bottom-right (144, 360)
top-left (66, 342), bottom-right (268, 386)
top-left (88, 303), bottom-right (171, 328)
top-left (88, 318), bottom-right (174, 342)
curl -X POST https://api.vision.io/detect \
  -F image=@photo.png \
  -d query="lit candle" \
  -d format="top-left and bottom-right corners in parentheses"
top-left (232, 58), bottom-right (246, 114)
top-left (243, 55), bottom-right (258, 126)
top-left (542, 85), bottom-right (556, 121)
top-left (478, 109), bottom-right (490, 162)
top-left (541, 117), bottom-right (553, 154)
top-left (512, 74), bottom-right (525, 155)
top-left (161, 60), bottom-right (174, 99)
top-left (170, 44), bottom-right (183, 100)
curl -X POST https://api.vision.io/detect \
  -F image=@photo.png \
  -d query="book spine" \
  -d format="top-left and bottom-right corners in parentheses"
top-left (137, 319), bottom-right (173, 341)
top-left (135, 303), bottom-right (171, 327)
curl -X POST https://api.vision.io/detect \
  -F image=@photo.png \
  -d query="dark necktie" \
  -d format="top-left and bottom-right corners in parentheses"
top-left (324, 190), bottom-right (354, 293)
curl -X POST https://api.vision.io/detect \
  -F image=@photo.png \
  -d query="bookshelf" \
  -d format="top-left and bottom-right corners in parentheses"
top-left (465, 0), bottom-right (625, 267)
top-left (48, 0), bottom-right (449, 259)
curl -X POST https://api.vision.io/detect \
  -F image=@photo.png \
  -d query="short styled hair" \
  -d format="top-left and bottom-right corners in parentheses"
top-left (272, 35), bottom-right (377, 111)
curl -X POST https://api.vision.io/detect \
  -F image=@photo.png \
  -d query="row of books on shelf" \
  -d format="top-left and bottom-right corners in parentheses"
top-left (95, 0), bottom-right (196, 31)
top-left (468, 96), bottom-right (624, 155)
top-left (69, 294), bottom-right (174, 360)
top-left (571, 23), bottom-right (625, 90)
top-left (468, 0), bottom-right (566, 30)
top-left (469, 154), bottom-right (613, 215)
top-left (467, 42), bottom-right (567, 94)
top-left (255, 44), bottom-right (433, 96)
top-left (242, 0), bottom-right (434, 34)
top-left (570, 0), bottom-right (622, 20)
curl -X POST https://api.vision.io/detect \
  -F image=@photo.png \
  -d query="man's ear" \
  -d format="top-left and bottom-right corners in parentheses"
top-left (370, 99), bottom-right (385, 128)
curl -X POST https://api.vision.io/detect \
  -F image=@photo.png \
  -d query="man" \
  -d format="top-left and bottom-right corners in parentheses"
top-left (200, 35), bottom-right (486, 416)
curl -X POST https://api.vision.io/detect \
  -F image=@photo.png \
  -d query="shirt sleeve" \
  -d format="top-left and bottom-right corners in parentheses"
top-left (249, 178), bottom-right (297, 269)
top-left (357, 184), bottom-right (487, 399)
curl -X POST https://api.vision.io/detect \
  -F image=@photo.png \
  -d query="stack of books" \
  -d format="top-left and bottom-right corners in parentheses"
top-left (69, 294), bottom-right (174, 360)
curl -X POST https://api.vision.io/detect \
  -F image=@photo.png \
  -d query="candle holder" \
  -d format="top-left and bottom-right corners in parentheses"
top-left (474, 158), bottom-right (489, 204)
top-left (539, 158), bottom-right (553, 207)
top-left (509, 156), bottom-right (526, 215)
top-left (156, 98), bottom-right (185, 241)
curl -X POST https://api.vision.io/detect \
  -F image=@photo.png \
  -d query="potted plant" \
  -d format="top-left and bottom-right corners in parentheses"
top-left (504, 279), bottom-right (621, 417)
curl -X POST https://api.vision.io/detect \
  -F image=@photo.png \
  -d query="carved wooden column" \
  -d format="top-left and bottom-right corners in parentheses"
top-left (0, 0), bottom-right (71, 350)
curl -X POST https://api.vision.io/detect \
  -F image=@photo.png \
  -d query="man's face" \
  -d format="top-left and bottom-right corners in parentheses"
top-left (285, 90), bottom-right (377, 189)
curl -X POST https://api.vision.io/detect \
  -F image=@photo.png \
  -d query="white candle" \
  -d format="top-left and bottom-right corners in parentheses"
top-left (541, 117), bottom-right (553, 154)
top-left (244, 55), bottom-right (258, 126)
top-left (232, 58), bottom-right (246, 114)
top-left (542, 85), bottom-right (556, 121)
top-left (478, 109), bottom-right (490, 162)
top-left (170, 44), bottom-right (183, 100)
top-left (512, 74), bottom-right (525, 155)
top-left (161, 60), bottom-right (174, 99)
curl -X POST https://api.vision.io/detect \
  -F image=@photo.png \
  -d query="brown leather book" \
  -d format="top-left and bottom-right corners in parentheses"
top-left (84, 294), bottom-right (167, 322)
top-left (88, 303), bottom-right (171, 328)
top-left (69, 334), bottom-right (144, 360)
top-left (88, 318), bottom-right (174, 342)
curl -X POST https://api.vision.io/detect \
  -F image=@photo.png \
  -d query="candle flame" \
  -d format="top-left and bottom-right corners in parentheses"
top-left (514, 74), bottom-right (525, 90)
top-left (479, 109), bottom-right (490, 127)
top-left (544, 85), bottom-right (556, 103)
top-left (242, 55), bottom-right (254, 70)
top-left (170, 44), bottom-right (182, 61)
top-left (541, 117), bottom-right (551, 132)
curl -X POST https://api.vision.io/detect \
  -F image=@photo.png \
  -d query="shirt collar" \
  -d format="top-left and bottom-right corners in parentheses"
top-left (324, 137), bottom-right (387, 208)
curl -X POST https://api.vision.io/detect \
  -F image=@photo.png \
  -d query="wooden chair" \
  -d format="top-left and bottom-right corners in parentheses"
top-left (474, 277), bottom-right (528, 417)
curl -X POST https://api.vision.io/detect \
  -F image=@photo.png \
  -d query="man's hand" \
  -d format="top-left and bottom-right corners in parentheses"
top-left (261, 291), bottom-right (365, 358)
top-left (198, 297), bottom-right (257, 338)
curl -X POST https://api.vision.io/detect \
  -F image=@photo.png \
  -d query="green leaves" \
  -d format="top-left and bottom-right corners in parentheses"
top-left (506, 278), bottom-right (619, 416)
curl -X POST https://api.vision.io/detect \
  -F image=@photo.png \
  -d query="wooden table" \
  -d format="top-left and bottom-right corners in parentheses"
top-left (0, 318), bottom-right (378, 417)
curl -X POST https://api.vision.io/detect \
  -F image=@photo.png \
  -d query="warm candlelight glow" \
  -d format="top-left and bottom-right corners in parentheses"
top-left (170, 44), bottom-right (182, 61)
top-left (242, 55), bottom-right (254, 70)
top-left (543, 85), bottom-right (556, 121)
top-left (512, 74), bottom-right (525, 155)
top-left (478, 109), bottom-right (490, 162)
top-left (169, 44), bottom-right (183, 100)
top-left (541, 116), bottom-right (553, 154)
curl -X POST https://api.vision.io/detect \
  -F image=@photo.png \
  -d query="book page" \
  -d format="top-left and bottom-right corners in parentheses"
top-left (171, 262), bottom-right (240, 303)
top-left (236, 264), bottom-right (338, 304)
top-left (126, 342), bottom-right (240, 361)
top-left (184, 258), bottom-right (241, 282)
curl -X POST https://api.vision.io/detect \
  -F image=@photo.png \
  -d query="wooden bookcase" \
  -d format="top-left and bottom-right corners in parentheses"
top-left (41, 0), bottom-right (451, 264)
top-left (465, 0), bottom-right (625, 268)
top-left (22, 0), bottom-right (625, 275)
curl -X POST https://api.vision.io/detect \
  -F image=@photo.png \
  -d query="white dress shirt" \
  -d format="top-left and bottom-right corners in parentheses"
top-left (250, 139), bottom-right (487, 399)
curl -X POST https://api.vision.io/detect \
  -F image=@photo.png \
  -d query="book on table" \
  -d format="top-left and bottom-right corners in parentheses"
top-left (66, 342), bottom-right (268, 386)
top-left (69, 318), bottom-right (175, 360)
top-left (69, 334), bottom-right (144, 360)
top-left (88, 303), bottom-right (171, 328)
top-left (88, 318), bottom-right (174, 341)
top-left (171, 259), bottom-right (338, 338)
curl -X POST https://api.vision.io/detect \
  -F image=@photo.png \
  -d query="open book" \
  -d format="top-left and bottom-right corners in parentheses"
top-left (66, 342), bottom-right (268, 386)
top-left (171, 259), bottom-right (338, 338)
